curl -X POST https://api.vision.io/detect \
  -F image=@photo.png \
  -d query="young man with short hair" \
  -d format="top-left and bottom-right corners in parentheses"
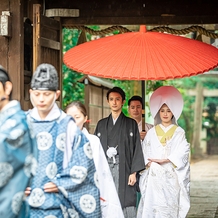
top-left (94, 87), bottom-right (145, 218)
top-left (128, 95), bottom-right (153, 141)
top-left (26, 63), bottom-right (101, 217)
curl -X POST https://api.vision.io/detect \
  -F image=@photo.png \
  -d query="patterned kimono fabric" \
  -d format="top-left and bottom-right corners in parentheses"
top-left (82, 128), bottom-right (124, 218)
top-left (0, 101), bottom-right (37, 218)
top-left (136, 121), bottom-right (154, 209)
top-left (106, 116), bottom-right (120, 191)
top-left (27, 112), bottom-right (101, 218)
top-left (137, 124), bottom-right (182, 218)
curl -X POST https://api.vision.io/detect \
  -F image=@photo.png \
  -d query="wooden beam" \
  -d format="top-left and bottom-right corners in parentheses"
top-left (61, 15), bottom-right (218, 26)
top-left (199, 71), bottom-right (218, 78)
top-left (40, 37), bottom-right (60, 50)
top-left (46, 0), bottom-right (218, 25)
top-left (45, 0), bottom-right (218, 16)
top-left (45, 9), bottom-right (79, 17)
top-left (188, 89), bottom-right (218, 97)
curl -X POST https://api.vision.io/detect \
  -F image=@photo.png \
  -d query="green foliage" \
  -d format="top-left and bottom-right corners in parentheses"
top-left (87, 25), bottom-right (100, 31)
top-left (166, 74), bottom-right (218, 145)
top-left (62, 28), bottom-right (85, 109)
top-left (113, 80), bottom-right (135, 115)
top-left (146, 80), bottom-right (165, 93)
top-left (62, 64), bottom-right (84, 109)
top-left (202, 78), bottom-right (218, 139)
top-left (202, 102), bottom-right (218, 140)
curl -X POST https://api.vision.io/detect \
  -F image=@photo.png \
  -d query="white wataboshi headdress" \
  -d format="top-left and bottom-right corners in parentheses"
top-left (149, 86), bottom-right (184, 125)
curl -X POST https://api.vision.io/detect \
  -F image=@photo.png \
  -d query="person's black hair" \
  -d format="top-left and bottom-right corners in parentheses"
top-left (128, 95), bottom-right (143, 107)
top-left (0, 66), bottom-right (12, 100)
top-left (65, 101), bottom-right (88, 128)
top-left (106, 86), bottom-right (125, 101)
top-left (65, 101), bottom-right (87, 117)
top-left (0, 66), bottom-right (10, 85)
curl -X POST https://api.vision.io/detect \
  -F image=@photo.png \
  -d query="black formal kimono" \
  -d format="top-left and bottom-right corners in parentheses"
top-left (94, 112), bottom-right (145, 209)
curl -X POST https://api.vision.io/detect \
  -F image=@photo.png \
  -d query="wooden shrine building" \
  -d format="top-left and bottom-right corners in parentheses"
top-left (0, 0), bottom-right (218, 156)
top-left (0, 0), bottom-right (217, 110)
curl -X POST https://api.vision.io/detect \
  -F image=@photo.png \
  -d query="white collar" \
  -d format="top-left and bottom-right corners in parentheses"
top-left (0, 100), bottom-right (18, 113)
top-left (82, 127), bottom-right (89, 137)
top-left (159, 123), bottom-right (174, 132)
top-left (112, 117), bottom-right (119, 125)
top-left (29, 103), bottom-right (61, 121)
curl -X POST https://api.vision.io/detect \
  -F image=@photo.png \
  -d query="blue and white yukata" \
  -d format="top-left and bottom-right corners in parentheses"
top-left (27, 103), bottom-right (101, 218)
top-left (0, 100), bottom-right (37, 218)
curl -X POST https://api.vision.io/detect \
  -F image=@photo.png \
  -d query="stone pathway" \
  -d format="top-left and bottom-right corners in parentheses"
top-left (187, 155), bottom-right (218, 218)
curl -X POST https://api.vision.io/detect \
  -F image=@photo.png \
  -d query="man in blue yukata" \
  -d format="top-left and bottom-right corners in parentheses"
top-left (0, 66), bottom-right (37, 218)
top-left (25, 63), bottom-right (101, 217)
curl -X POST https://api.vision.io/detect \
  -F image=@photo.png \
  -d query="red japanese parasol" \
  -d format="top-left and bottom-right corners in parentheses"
top-left (63, 25), bottom-right (218, 80)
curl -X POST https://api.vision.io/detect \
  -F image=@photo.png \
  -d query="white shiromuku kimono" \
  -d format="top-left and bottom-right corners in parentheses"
top-left (82, 127), bottom-right (124, 218)
top-left (137, 124), bottom-right (190, 218)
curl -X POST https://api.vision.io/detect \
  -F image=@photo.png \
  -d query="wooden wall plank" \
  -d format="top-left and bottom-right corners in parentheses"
top-left (0, 0), bottom-right (10, 71)
top-left (41, 15), bottom-right (60, 30)
top-left (41, 26), bottom-right (59, 41)
top-left (62, 15), bottom-right (218, 26)
top-left (40, 37), bottom-right (60, 50)
top-left (33, 4), bottom-right (41, 71)
top-left (7, 0), bottom-right (24, 102)
top-left (57, 17), bottom-right (62, 107)
top-left (32, 4), bottom-right (62, 107)
top-left (46, 0), bottom-right (218, 25)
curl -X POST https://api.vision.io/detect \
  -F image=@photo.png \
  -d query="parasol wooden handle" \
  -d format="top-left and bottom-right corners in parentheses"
top-left (142, 109), bottom-right (145, 131)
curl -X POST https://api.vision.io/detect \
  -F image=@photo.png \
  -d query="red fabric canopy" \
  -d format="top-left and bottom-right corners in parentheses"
top-left (64, 26), bottom-right (218, 80)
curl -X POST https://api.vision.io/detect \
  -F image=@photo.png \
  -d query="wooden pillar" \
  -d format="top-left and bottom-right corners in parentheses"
top-left (141, 80), bottom-right (146, 128)
top-left (192, 83), bottom-right (204, 158)
top-left (84, 79), bottom-right (90, 131)
top-left (0, 2), bottom-right (9, 69)
top-left (33, 4), bottom-right (41, 71)
top-left (0, 0), bottom-right (24, 105)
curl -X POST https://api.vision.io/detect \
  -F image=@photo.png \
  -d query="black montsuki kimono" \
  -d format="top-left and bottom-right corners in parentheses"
top-left (94, 112), bottom-right (145, 208)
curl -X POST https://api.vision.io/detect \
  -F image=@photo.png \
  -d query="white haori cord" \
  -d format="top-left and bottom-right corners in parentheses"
top-left (106, 145), bottom-right (118, 164)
